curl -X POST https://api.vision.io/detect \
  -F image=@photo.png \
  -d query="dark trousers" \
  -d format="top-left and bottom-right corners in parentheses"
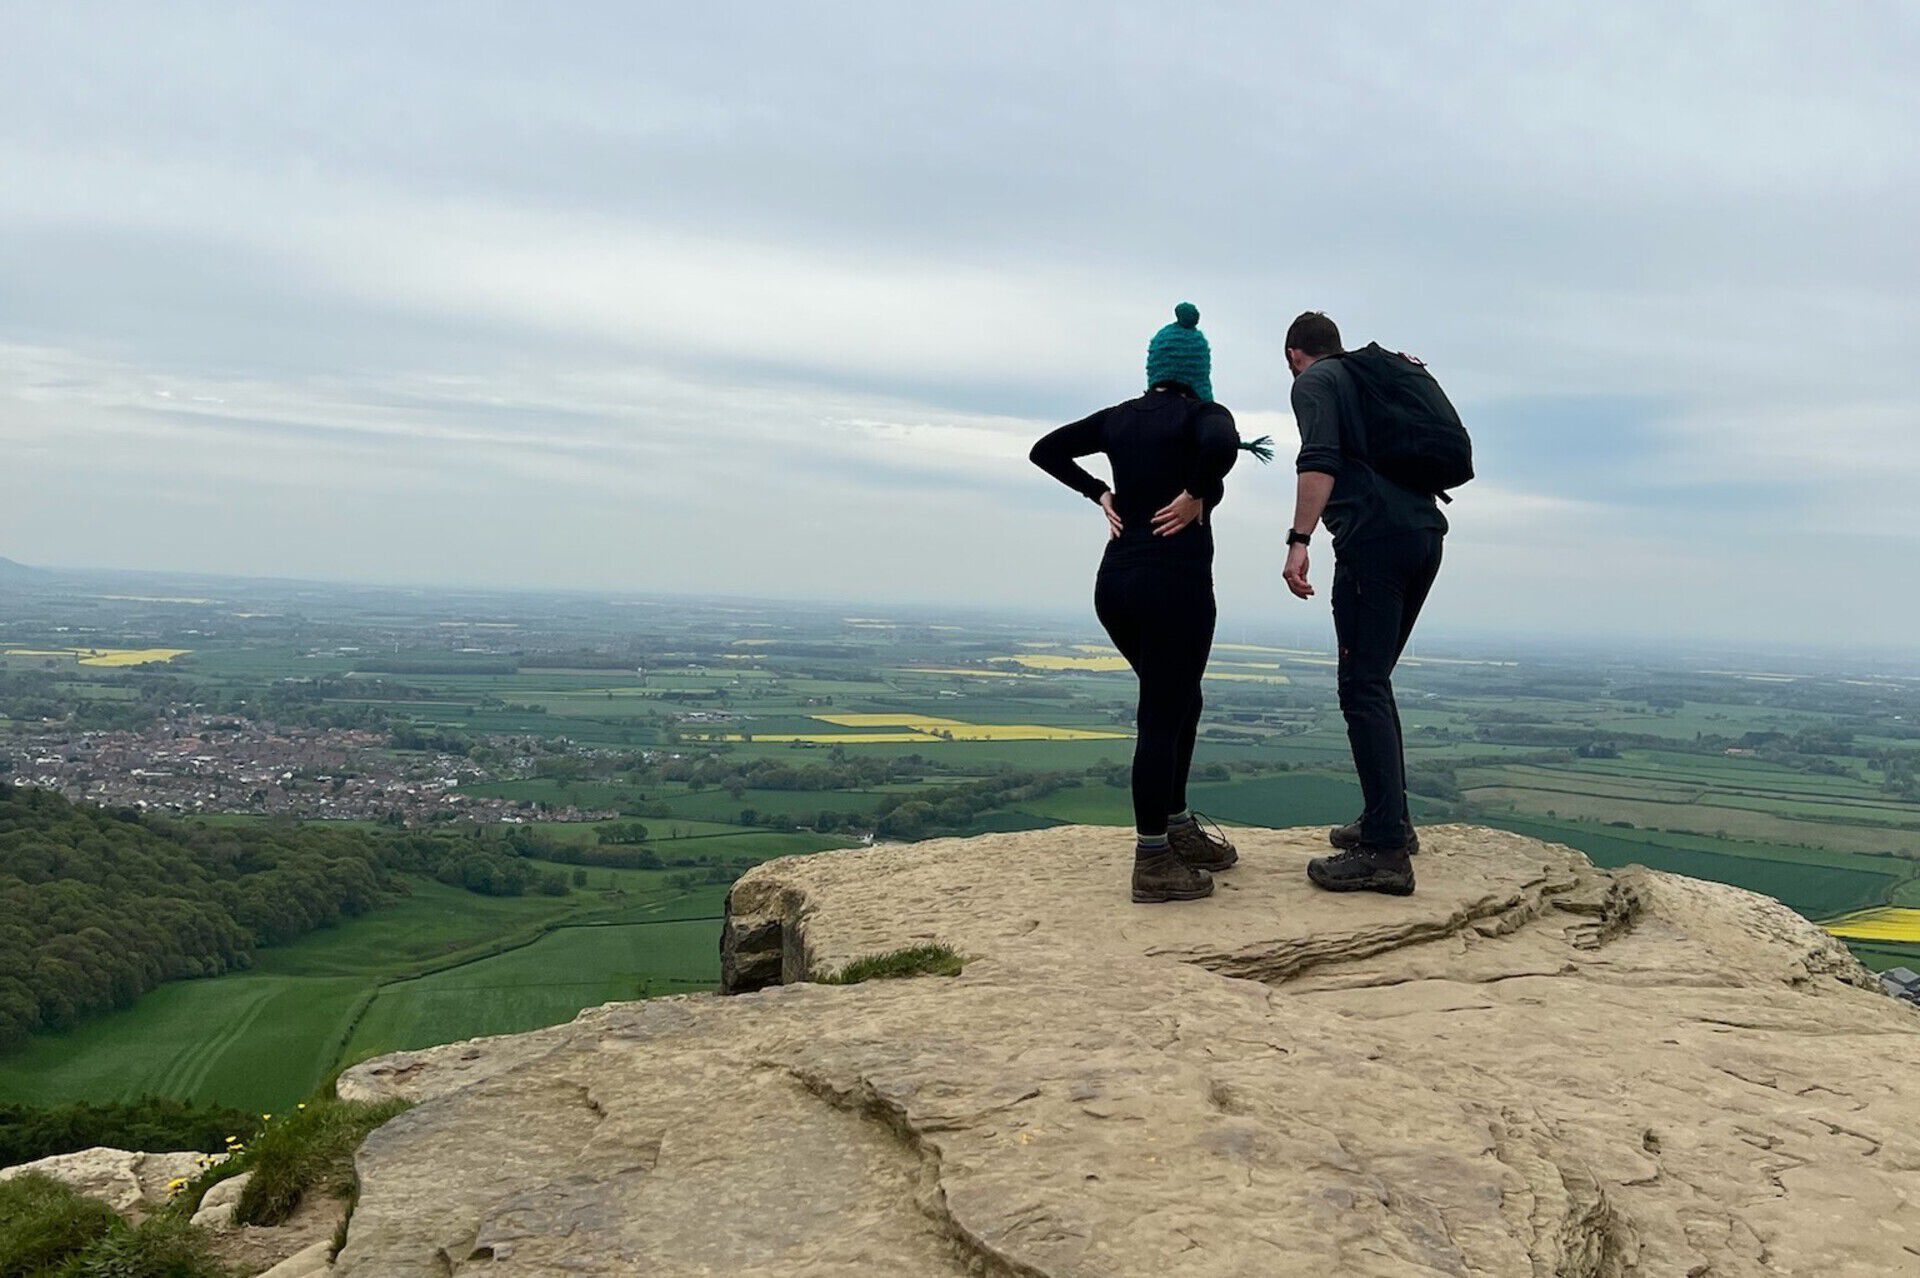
top-left (1331, 530), bottom-right (1444, 846)
top-left (1094, 562), bottom-right (1216, 837)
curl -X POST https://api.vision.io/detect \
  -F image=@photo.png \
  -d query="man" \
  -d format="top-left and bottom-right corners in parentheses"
top-left (1281, 312), bottom-right (1447, 896)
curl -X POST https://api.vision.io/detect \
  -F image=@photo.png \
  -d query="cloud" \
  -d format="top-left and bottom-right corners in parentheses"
top-left (0, 4), bottom-right (1915, 651)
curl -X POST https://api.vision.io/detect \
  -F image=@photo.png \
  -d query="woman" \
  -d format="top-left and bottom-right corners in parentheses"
top-left (1029, 303), bottom-right (1267, 903)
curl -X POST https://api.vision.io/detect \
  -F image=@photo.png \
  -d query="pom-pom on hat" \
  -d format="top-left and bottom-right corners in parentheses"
top-left (1145, 302), bottom-right (1212, 402)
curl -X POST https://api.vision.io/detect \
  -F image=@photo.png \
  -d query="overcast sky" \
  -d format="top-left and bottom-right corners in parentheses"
top-left (3, 4), bottom-right (1915, 653)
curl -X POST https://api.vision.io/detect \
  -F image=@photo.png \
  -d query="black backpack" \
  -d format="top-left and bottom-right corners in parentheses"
top-left (1333, 343), bottom-right (1474, 500)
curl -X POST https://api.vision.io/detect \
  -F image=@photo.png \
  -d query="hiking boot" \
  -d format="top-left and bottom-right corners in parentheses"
top-left (1132, 850), bottom-right (1215, 903)
top-left (1168, 813), bottom-right (1237, 871)
top-left (1306, 845), bottom-right (1415, 896)
top-left (1329, 818), bottom-right (1419, 855)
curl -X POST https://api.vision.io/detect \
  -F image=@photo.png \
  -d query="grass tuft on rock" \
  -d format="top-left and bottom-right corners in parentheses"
top-left (0, 1172), bottom-right (120, 1275)
top-left (0, 1171), bottom-right (228, 1277)
top-left (55, 1214), bottom-right (229, 1276)
top-left (228, 1093), bottom-right (410, 1228)
top-left (817, 944), bottom-right (965, 985)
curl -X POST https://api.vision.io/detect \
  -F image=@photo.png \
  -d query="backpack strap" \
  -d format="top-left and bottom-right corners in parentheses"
top-left (1320, 355), bottom-right (1372, 468)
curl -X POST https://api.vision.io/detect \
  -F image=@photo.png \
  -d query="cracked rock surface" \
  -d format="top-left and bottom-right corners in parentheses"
top-left (336, 825), bottom-right (1920, 1276)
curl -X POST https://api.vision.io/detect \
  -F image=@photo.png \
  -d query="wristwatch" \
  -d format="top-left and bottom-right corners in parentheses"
top-left (1286, 529), bottom-right (1312, 546)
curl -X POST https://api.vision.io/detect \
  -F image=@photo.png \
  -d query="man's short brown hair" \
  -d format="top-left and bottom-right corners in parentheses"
top-left (1285, 311), bottom-right (1342, 358)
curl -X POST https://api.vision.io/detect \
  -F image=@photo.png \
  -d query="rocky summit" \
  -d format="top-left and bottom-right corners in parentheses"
top-left (334, 825), bottom-right (1920, 1276)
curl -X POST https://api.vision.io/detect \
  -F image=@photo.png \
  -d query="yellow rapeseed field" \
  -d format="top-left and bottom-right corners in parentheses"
top-left (97, 594), bottom-right (212, 604)
top-left (811, 714), bottom-right (1126, 741)
top-left (1823, 908), bottom-right (1920, 944)
top-left (1, 646), bottom-right (191, 667)
top-left (83, 648), bottom-right (192, 667)
top-left (992, 654), bottom-right (1132, 672)
top-left (691, 732), bottom-right (938, 744)
top-left (691, 713), bottom-right (1128, 743)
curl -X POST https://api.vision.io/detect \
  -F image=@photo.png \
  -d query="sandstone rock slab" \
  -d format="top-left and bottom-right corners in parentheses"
top-left (336, 826), bottom-right (1920, 1276)
top-left (256, 1238), bottom-right (335, 1278)
top-left (189, 1169), bottom-right (252, 1230)
top-left (0, 1145), bottom-right (220, 1221)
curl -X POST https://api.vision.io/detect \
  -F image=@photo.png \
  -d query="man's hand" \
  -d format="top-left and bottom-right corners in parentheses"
top-left (1287, 475), bottom-right (1334, 594)
top-left (1283, 542), bottom-right (1314, 598)
top-left (1099, 491), bottom-right (1123, 540)
top-left (1151, 491), bottom-right (1203, 537)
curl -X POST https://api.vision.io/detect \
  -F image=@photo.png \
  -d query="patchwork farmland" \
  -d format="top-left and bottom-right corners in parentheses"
top-left (1, 572), bottom-right (1915, 1112)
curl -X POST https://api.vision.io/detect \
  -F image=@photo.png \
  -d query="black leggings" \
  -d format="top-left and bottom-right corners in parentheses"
top-left (1095, 563), bottom-right (1216, 836)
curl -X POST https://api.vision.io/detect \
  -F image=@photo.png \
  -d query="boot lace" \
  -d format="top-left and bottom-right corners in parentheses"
top-left (1189, 810), bottom-right (1231, 848)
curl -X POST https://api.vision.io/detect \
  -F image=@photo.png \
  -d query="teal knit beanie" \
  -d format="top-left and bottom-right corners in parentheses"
top-left (1145, 301), bottom-right (1212, 402)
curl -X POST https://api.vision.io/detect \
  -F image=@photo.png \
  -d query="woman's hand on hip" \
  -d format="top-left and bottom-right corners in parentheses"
top-left (1152, 491), bottom-right (1203, 537)
top-left (1099, 491), bottom-right (1123, 540)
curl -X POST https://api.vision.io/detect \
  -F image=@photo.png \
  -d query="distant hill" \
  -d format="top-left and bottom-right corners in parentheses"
top-left (0, 556), bottom-right (46, 580)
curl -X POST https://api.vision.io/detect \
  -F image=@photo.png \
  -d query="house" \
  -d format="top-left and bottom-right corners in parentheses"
top-left (1881, 967), bottom-right (1920, 1005)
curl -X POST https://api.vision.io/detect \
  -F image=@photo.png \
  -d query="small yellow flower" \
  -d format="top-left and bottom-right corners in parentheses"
top-left (261, 1113), bottom-right (272, 1121)
top-left (297, 1102), bottom-right (307, 1109)
top-left (224, 1135), bottom-right (239, 1144)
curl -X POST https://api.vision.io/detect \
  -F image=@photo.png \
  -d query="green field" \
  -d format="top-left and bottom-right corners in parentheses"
top-left (1189, 773), bottom-right (1450, 829)
top-left (0, 974), bottom-right (367, 1111)
top-left (0, 867), bottom-right (741, 1112)
top-left (344, 917), bottom-right (718, 1059)
top-left (248, 875), bottom-right (638, 977)
top-left (1015, 772), bottom-right (1448, 832)
top-left (1846, 941), bottom-right (1920, 974)
top-left (1485, 814), bottom-right (1905, 920)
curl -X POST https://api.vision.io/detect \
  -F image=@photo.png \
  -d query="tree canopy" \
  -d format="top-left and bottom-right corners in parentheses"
top-left (0, 788), bottom-right (566, 1050)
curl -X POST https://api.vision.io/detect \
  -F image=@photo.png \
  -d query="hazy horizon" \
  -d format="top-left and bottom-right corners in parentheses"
top-left (4, 5), bottom-right (1916, 649)
top-left (7, 554), bottom-right (1916, 677)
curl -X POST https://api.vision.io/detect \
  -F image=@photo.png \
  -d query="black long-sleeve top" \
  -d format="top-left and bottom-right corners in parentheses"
top-left (1029, 388), bottom-right (1240, 569)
